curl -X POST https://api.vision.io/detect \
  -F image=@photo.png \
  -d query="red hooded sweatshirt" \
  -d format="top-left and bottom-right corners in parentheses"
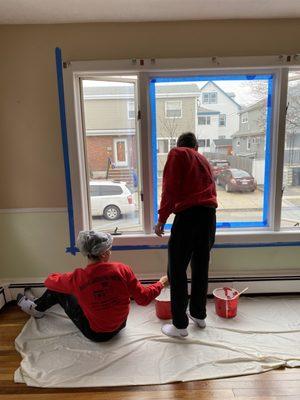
top-left (45, 262), bottom-right (163, 332)
top-left (158, 147), bottom-right (218, 224)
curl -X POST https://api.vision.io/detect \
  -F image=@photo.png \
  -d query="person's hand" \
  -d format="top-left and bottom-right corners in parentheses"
top-left (159, 275), bottom-right (169, 287)
top-left (154, 222), bottom-right (165, 237)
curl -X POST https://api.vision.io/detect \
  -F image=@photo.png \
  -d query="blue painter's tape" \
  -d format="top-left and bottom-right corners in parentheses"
top-left (152, 75), bottom-right (273, 84)
top-left (150, 81), bottom-right (159, 224)
top-left (55, 48), bottom-right (77, 255)
top-left (262, 76), bottom-right (273, 225)
top-left (112, 241), bottom-right (300, 251)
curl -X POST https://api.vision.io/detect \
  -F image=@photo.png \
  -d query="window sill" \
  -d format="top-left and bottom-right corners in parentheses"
top-left (110, 229), bottom-right (300, 250)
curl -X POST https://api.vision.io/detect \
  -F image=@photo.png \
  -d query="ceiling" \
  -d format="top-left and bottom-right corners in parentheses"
top-left (0, 0), bottom-right (300, 24)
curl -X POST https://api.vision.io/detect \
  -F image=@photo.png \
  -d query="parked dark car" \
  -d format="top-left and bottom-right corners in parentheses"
top-left (216, 168), bottom-right (257, 192)
top-left (209, 159), bottom-right (230, 179)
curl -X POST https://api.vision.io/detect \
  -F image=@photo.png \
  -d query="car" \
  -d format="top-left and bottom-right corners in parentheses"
top-left (209, 159), bottom-right (230, 179)
top-left (216, 168), bottom-right (257, 192)
top-left (89, 180), bottom-right (135, 220)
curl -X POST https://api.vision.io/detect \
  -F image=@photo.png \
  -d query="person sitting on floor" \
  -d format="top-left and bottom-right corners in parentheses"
top-left (17, 231), bottom-right (168, 342)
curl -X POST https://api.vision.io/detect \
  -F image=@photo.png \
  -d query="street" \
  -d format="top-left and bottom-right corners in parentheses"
top-left (92, 186), bottom-right (300, 231)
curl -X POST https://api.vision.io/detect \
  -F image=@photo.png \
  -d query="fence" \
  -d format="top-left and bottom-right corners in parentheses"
top-left (204, 152), bottom-right (253, 174)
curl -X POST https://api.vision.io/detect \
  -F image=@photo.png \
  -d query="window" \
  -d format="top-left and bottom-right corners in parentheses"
top-left (165, 101), bottom-right (182, 118)
top-left (281, 69), bottom-right (300, 228)
top-left (153, 75), bottom-right (271, 229)
top-left (219, 114), bottom-right (226, 127)
top-left (198, 116), bottom-right (211, 125)
top-left (80, 77), bottom-right (142, 233)
top-left (127, 101), bottom-right (135, 119)
top-left (198, 139), bottom-right (206, 147)
top-left (202, 92), bottom-right (218, 104)
top-left (157, 139), bottom-right (169, 154)
top-left (157, 138), bottom-right (177, 154)
top-left (241, 113), bottom-right (248, 123)
top-left (61, 56), bottom-right (300, 251)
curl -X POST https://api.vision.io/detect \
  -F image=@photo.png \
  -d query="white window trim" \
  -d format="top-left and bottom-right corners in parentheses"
top-left (247, 138), bottom-right (251, 150)
top-left (62, 56), bottom-right (300, 246)
top-left (164, 100), bottom-right (182, 119)
top-left (202, 92), bottom-right (218, 104)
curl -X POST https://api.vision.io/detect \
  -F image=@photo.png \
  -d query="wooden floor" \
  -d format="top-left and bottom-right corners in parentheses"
top-left (1, 304), bottom-right (300, 400)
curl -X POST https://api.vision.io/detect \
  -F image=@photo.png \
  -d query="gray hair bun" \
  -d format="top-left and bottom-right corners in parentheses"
top-left (76, 231), bottom-right (113, 258)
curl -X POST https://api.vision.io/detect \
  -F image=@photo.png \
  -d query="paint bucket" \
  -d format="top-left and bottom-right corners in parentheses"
top-left (155, 288), bottom-right (172, 319)
top-left (213, 287), bottom-right (240, 318)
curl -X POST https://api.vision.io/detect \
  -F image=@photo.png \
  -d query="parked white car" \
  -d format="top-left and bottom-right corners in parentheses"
top-left (89, 180), bottom-right (135, 220)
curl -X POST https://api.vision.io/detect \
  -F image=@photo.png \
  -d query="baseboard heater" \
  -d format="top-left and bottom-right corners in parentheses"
top-left (1, 275), bottom-right (300, 311)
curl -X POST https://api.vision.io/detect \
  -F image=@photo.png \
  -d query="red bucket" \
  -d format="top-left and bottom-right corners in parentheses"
top-left (213, 287), bottom-right (239, 318)
top-left (155, 289), bottom-right (172, 319)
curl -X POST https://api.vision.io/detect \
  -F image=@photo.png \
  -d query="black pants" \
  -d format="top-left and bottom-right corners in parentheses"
top-left (35, 290), bottom-right (126, 342)
top-left (168, 206), bottom-right (216, 329)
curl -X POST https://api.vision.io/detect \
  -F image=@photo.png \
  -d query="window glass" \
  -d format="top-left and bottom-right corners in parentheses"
top-left (157, 139), bottom-right (169, 154)
top-left (281, 70), bottom-right (300, 228)
top-left (151, 75), bottom-right (272, 228)
top-left (81, 78), bottom-right (142, 232)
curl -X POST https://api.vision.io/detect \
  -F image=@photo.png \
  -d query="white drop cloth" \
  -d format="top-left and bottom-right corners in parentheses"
top-left (14, 296), bottom-right (300, 387)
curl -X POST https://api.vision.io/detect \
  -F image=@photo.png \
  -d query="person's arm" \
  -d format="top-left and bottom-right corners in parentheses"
top-left (158, 149), bottom-right (183, 225)
top-left (44, 272), bottom-right (74, 294)
top-left (126, 267), bottom-right (167, 306)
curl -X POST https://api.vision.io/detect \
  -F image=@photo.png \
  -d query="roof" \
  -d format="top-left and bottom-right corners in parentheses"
top-left (239, 99), bottom-right (266, 113)
top-left (200, 81), bottom-right (241, 109)
top-left (232, 130), bottom-right (265, 138)
top-left (212, 138), bottom-right (232, 147)
top-left (83, 84), bottom-right (199, 98)
top-left (198, 106), bottom-right (220, 115)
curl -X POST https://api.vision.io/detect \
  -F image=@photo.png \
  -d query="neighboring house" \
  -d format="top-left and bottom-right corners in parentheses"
top-left (232, 99), bottom-right (266, 160)
top-left (155, 84), bottom-right (199, 174)
top-left (196, 81), bottom-right (240, 153)
top-left (82, 83), bottom-right (199, 180)
top-left (211, 138), bottom-right (233, 155)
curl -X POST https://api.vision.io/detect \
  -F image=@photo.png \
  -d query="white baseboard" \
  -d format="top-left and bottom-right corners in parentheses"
top-left (1, 276), bottom-right (300, 312)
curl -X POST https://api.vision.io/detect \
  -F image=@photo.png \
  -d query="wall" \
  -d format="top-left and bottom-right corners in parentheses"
top-left (0, 19), bottom-right (300, 280)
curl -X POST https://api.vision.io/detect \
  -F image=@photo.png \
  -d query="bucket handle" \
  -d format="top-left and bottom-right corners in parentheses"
top-left (231, 287), bottom-right (249, 300)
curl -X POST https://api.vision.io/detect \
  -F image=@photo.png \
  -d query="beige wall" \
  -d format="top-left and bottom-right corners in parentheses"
top-left (0, 20), bottom-right (300, 280)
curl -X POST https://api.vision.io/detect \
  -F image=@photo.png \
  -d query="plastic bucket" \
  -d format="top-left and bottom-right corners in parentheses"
top-left (155, 288), bottom-right (172, 319)
top-left (213, 287), bottom-right (239, 318)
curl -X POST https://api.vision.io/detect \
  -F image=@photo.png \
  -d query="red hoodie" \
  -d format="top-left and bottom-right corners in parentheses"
top-left (158, 147), bottom-right (218, 223)
top-left (44, 262), bottom-right (163, 332)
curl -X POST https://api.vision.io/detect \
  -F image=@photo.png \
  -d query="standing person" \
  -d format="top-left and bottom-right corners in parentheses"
top-left (17, 231), bottom-right (168, 342)
top-left (154, 132), bottom-right (217, 338)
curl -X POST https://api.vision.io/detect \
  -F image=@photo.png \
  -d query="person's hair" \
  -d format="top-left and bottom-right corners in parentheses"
top-left (176, 132), bottom-right (198, 148)
top-left (76, 231), bottom-right (113, 261)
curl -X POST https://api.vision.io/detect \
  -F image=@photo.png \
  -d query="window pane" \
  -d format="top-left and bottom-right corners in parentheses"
top-left (151, 76), bottom-right (272, 229)
top-left (81, 78), bottom-right (142, 232)
top-left (157, 139), bottom-right (169, 154)
top-left (281, 70), bottom-right (300, 228)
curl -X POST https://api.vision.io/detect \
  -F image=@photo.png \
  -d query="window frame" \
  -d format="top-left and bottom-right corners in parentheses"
top-left (60, 54), bottom-right (300, 251)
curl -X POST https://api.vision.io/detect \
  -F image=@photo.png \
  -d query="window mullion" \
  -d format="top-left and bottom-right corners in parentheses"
top-left (138, 72), bottom-right (153, 234)
top-left (272, 68), bottom-right (289, 231)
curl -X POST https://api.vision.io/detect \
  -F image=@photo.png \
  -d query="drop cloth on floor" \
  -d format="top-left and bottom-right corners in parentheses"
top-left (14, 296), bottom-right (300, 387)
